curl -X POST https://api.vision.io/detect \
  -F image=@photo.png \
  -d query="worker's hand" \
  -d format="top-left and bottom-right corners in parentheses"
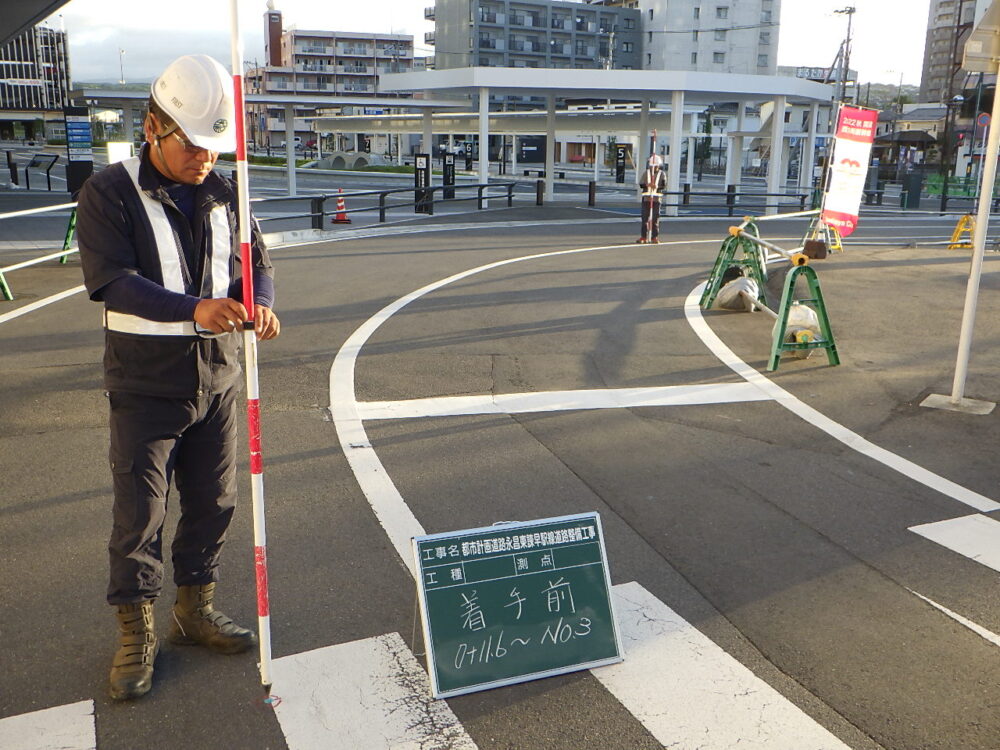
top-left (194, 297), bottom-right (248, 334)
top-left (254, 304), bottom-right (280, 341)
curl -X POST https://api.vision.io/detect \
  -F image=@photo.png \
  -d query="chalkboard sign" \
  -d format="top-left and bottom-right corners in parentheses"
top-left (413, 512), bottom-right (623, 699)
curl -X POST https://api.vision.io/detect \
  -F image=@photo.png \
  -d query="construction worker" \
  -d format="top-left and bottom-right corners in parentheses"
top-left (637, 153), bottom-right (667, 243)
top-left (76, 54), bottom-right (280, 701)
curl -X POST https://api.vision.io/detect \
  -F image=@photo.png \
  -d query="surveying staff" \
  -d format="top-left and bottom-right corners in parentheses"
top-left (637, 154), bottom-right (667, 244)
top-left (76, 54), bottom-right (280, 701)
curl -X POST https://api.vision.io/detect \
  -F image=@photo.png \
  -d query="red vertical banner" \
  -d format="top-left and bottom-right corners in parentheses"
top-left (822, 106), bottom-right (879, 237)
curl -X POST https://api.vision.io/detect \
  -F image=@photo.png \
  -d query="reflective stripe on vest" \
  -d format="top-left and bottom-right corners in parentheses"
top-left (106, 157), bottom-right (233, 337)
top-left (641, 168), bottom-right (664, 199)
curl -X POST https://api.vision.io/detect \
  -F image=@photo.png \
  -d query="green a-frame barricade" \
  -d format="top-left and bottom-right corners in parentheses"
top-left (767, 264), bottom-right (839, 371)
top-left (700, 223), bottom-right (839, 372)
top-left (699, 222), bottom-right (767, 310)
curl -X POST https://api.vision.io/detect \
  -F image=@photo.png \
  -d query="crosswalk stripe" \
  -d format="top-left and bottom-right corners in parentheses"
top-left (910, 514), bottom-right (1000, 574)
top-left (270, 633), bottom-right (477, 750)
top-left (0, 700), bottom-right (95, 750)
top-left (602, 583), bottom-right (850, 749)
top-left (355, 383), bottom-right (770, 420)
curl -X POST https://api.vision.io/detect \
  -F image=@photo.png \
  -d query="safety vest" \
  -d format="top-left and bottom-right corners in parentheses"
top-left (641, 167), bottom-right (666, 199)
top-left (104, 156), bottom-right (233, 337)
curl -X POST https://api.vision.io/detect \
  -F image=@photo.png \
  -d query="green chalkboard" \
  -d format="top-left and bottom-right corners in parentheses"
top-left (413, 512), bottom-right (623, 699)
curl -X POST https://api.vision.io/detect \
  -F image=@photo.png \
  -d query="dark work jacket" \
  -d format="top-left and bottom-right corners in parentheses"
top-left (77, 146), bottom-right (274, 398)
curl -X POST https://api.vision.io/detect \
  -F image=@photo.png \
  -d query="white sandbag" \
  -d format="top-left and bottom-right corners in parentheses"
top-left (716, 276), bottom-right (760, 311)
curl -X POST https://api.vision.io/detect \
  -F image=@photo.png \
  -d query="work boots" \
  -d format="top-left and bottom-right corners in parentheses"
top-left (166, 583), bottom-right (257, 655)
top-left (109, 601), bottom-right (158, 701)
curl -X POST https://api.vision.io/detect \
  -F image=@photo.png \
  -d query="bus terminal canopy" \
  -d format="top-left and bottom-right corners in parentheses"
top-left (348, 66), bottom-right (835, 210)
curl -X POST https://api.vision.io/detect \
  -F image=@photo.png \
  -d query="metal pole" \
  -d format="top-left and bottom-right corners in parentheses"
top-left (948, 60), bottom-right (1000, 405)
top-left (228, 0), bottom-right (274, 698)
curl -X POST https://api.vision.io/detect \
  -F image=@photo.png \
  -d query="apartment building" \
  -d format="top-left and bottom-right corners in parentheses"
top-left (0, 24), bottom-right (72, 141)
top-left (428, 0), bottom-right (642, 72)
top-left (246, 6), bottom-right (415, 148)
top-left (919, 0), bottom-right (989, 103)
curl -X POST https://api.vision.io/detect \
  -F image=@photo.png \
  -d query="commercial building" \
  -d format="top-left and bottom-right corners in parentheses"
top-left (245, 4), bottom-right (417, 149)
top-left (0, 23), bottom-right (71, 141)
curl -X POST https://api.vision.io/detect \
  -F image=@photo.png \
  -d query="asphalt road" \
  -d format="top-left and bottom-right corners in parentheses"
top-left (2, 199), bottom-right (1000, 750)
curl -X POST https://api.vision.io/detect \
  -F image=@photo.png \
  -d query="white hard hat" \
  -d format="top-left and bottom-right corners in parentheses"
top-left (151, 55), bottom-right (235, 152)
top-left (648, 154), bottom-right (663, 168)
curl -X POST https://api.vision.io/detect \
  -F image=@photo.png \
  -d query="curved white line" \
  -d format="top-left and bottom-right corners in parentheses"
top-left (329, 239), bottom-right (718, 577)
top-left (683, 282), bottom-right (1000, 513)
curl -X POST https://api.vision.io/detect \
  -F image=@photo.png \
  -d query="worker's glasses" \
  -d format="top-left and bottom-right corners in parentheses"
top-left (170, 132), bottom-right (214, 156)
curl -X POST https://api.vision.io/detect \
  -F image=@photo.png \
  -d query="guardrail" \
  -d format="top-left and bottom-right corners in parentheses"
top-left (0, 181), bottom-right (517, 300)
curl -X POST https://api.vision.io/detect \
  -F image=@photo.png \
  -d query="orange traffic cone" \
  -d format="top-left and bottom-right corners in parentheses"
top-left (332, 188), bottom-right (351, 224)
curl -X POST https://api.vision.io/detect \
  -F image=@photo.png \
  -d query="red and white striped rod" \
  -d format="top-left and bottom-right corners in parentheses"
top-left (228, 0), bottom-right (273, 697)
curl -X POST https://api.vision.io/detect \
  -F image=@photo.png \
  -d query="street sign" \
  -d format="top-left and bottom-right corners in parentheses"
top-left (413, 512), bottom-right (623, 699)
top-left (414, 153), bottom-right (431, 213)
top-left (63, 106), bottom-right (94, 196)
top-left (978, 112), bottom-right (991, 127)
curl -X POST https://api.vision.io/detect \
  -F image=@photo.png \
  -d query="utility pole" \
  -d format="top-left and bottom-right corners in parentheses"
top-left (834, 7), bottom-right (856, 103)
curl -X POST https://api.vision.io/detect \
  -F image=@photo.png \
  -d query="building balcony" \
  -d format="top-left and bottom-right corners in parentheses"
top-left (341, 83), bottom-right (373, 93)
top-left (338, 46), bottom-right (371, 56)
top-left (424, 31), bottom-right (435, 45)
top-left (424, 6), bottom-right (434, 20)
top-left (295, 45), bottom-right (332, 55)
top-left (339, 65), bottom-right (372, 74)
top-left (509, 14), bottom-right (539, 27)
top-left (478, 11), bottom-right (505, 24)
top-left (479, 37), bottom-right (505, 50)
top-left (296, 64), bottom-right (335, 73)
top-left (509, 39), bottom-right (543, 53)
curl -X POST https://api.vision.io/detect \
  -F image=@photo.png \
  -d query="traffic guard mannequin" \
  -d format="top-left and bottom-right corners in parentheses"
top-left (76, 54), bottom-right (280, 701)
top-left (637, 154), bottom-right (667, 243)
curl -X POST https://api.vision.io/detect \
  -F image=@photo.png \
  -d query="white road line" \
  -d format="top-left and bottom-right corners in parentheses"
top-left (907, 587), bottom-right (1000, 648)
top-left (909, 514), bottom-right (1000, 573)
top-left (356, 383), bottom-right (770, 420)
top-left (683, 283), bottom-right (1000, 513)
top-left (329, 239), bottom-right (719, 577)
top-left (271, 633), bottom-right (477, 750)
top-left (601, 583), bottom-right (850, 749)
top-left (0, 700), bottom-right (95, 750)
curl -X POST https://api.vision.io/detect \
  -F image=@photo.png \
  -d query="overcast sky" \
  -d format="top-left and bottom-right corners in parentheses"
top-left (44, 0), bottom-right (931, 86)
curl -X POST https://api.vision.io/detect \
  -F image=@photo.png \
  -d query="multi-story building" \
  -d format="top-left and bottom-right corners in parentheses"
top-left (919, 0), bottom-right (989, 104)
top-left (428, 0), bottom-right (642, 72)
top-left (599, 0), bottom-right (780, 74)
top-left (0, 24), bottom-right (72, 141)
top-left (246, 5), bottom-right (415, 148)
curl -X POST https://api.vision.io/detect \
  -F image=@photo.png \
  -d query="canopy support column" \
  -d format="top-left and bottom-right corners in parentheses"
top-left (666, 90), bottom-right (684, 217)
top-left (479, 87), bottom-right (490, 185)
top-left (766, 95), bottom-right (787, 213)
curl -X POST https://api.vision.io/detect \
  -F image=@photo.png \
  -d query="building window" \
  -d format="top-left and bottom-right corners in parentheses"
top-left (692, 30), bottom-right (699, 41)
top-left (759, 31), bottom-right (771, 45)
top-left (761, 10), bottom-right (772, 22)
top-left (716, 6), bottom-right (728, 19)
top-left (691, 52), bottom-right (698, 64)
top-left (649, 8), bottom-right (654, 19)
top-left (713, 51), bottom-right (725, 63)
top-left (715, 29), bottom-right (726, 41)
top-left (758, 54), bottom-right (768, 67)
top-left (694, 7), bottom-right (701, 19)
top-left (646, 52), bottom-right (652, 65)
top-left (623, 41), bottom-right (634, 52)
top-left (625, 18), bottom-right (635, 30)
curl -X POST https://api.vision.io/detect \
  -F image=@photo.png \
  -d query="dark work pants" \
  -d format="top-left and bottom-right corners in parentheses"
top-left (106, 386), bottom-right (239, 605)
top-left (640, 197), bottom-right (661, 240)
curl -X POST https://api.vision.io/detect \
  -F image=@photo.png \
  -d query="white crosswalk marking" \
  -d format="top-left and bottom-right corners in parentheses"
top-left (0, 700), bottom-right (95, 750)
top-left (910, 514), bottom-right (1000, 573)
top-left (602, 584), bottom-right (850, 750)
top-left (270, 633), bottom-right (477, 750)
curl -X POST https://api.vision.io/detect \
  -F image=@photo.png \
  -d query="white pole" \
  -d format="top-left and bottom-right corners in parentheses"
top-left (228, 0), bottom-right (274, 697)
top-left (949, 61), bottom-right (1000, 404)
top-left (545, 93), bottom-right (556, 201)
